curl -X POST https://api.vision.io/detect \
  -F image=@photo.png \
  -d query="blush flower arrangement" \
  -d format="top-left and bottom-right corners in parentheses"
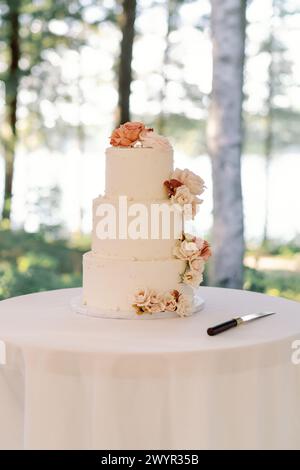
top-left (110, 122), bottom-right (154, 147)
top-left (132, 288), bottom-right (193, 317)
top-left (173, 233), bottom-right (212, 288)
top-left (110, 121), bottom-right (172, 150)
top-left (132, 232), bottom-right (211, 317)
top-left (164, 168), bottom-right (205, 219)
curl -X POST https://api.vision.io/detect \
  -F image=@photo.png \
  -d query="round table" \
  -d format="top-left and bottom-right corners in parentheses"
top-left (0, 287), bottom-right (299, 450)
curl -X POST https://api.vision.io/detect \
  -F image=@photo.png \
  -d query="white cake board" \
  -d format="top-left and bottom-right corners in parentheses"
top-left (71, 288), bottom-right (205, 320)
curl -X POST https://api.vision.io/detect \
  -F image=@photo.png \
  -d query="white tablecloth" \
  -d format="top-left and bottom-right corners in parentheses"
top-left (0, 287), bottom-right (299, 450)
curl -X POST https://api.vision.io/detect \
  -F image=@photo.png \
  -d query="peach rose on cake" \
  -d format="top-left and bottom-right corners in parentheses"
top-left (171, 185), bottom-right (194, 207)
top-left (176, 293), bottom-right (193, 317)
top-left (139, 130), bottom-right (172, 150)
top-left (182, 269), bottom-right (203, 287)
top-left (171, 168), bottom-right (205, 196)
top-left (163, 291), bottom-right (178, 312)
top-left (173, 235), bottom-right (211, 263)
top-left (134, 288), bottom-right (152, 308)
top-left (110, 121), bottom-right (145, 147)
top-left (173, 238), bottom-right (198, 261)
top-left (110, 127), bottom-right (132, 147)
top-left (123, 121), bottom-right (145, 141)
top-left (194, 238), bottom-right (212, 261)
top-left (145, 291), bottom-right (166, 313)
top-left (176, 284), bottom-right (194, 317)
top-left (164, 178), bottom-right (183, 197)
top-left (189, 256), bottom-right (205, 273)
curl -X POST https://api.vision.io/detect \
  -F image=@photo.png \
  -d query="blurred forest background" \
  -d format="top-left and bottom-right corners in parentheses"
top-left (0, 0), bottom-right (299, 302)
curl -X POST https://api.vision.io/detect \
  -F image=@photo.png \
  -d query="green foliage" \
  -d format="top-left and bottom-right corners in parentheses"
top-left (244, 240), bottom-right (300, 301)
top-left (0, 0), bottom-right (114, 150)
top-left (244, 267), bottom-right (300, 302)
top-left (262, 242), bottom-right (300, 257)
top-left (244, 267), bottom-right (266, 293)
top-left (244, 110), bottom-right (300, 154)
top-left (248, 239), bottom-right (300, 257)
top-left (0, 227), bottom-right (88, 300)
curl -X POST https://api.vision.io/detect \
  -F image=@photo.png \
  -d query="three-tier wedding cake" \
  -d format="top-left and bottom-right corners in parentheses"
top-left (81, 122), bottom-right (211, 319)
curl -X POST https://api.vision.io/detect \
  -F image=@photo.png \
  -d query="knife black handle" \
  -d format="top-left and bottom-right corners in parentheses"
top-left (207, 318), bottom-right (238, 336)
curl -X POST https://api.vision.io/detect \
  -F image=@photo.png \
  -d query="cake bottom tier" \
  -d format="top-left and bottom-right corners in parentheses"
top-left (82, 251), bottom-right (186, 313)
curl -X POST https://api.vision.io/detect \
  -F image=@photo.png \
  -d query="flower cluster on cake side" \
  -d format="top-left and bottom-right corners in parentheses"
top-left (132, 233), bottom-right (211, 317)
top-left (132, 286), bottom-right (194, 318)
top-left (164, 168), bottom-right (205, 219)
top-left (109, 121), bottom-right (212, 317)
top-left (174, 233), bottom-right (212, 287)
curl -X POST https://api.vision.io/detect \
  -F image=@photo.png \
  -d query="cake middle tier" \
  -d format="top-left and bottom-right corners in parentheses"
top-left (92, 196), bottom-right (183, 260)
top-left (105, 146), bottom-right (173, 200)
top-left (83, 251), bottom-right (186, 312)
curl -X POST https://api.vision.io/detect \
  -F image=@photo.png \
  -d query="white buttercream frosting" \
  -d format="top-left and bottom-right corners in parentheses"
top-left (105, 146), bottom-right (173, 200)
top-left (83, 252), bottom-right (185, 312)
top-left (92, 196), bottom-right (183, 260)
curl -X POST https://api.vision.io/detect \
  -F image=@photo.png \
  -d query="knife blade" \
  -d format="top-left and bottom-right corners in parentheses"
top-left (207, 311), bottom-right (276, 336)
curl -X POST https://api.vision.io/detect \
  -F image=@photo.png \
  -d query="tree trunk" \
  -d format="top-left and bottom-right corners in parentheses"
top-left (263, 6), bottom-right (275, 245)
top-left (76, 54), bottom-right (85, 236)
top-left (117, 0), bottom-right (137, 126)
top-left (263, 54), bottom-right (274, 245)
top-left (157, 0), bottom-right (176, 134)
top-left (2, 1), bottom-right (21, 221)
top-left (207, 0), bottom-right (247, 288)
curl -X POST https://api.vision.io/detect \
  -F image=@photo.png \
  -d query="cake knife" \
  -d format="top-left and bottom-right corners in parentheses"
top-left (207, 311), bottom-right (276, 336)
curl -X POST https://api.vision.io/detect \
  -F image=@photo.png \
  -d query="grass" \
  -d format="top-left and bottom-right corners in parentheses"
top-left (0, 226), bottom-right (88, 300)
top-left (244, 241), bottom-right (300, 301)
top-left (244, 267), bottom-right (300, 302)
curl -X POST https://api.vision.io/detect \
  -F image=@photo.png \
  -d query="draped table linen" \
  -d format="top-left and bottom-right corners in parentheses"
top-left (0, 287), bottom-right (299, 450)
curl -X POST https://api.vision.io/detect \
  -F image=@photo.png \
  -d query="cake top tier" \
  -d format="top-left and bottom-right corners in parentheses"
top-left (105, 146), bottom-right (173, 200)
top-left (105, 122), bottom-right (173, 200)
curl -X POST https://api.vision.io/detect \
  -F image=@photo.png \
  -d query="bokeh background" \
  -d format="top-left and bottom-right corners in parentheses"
top-left (0, 0), bottom-right (299, 301)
